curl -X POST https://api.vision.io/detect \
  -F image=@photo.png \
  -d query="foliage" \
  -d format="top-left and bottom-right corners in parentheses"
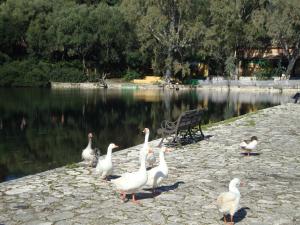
top-left (173, 61), bottom-right (191, 78)
top-left (0, 0), bottom-right (300, 86)
top-left (252, 0), bottom-right (300, 76)
top-left (273, 60), bottom-right (285, 77)
top-left (0, 60), bottom-right (49, 87)
top-left (120, 0), bottom-right (208, 78)
top-left (204, 0), bottom-right (263, 75)
top-left (225, 56), bottom-right (236, 78)
top-left (0, 52), bottom-right (10, 65)
top-left (49, 62), bottom-right (86, 83)
top-left (0, 60), bottom-right (86, 86)
top-left (123, 70), bottom-right (142, 81)
top-left (252, 59), bottom-right (273, 80)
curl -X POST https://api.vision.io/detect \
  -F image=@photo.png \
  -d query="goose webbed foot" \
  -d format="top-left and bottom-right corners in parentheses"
top-left (132, 194), bottom-right (141, 205)
top-left (120, 191), bottom-right (127, 203)
top-left (223, 215), bottom-right (227, 224)
top-left (229, 215), bottom-right (234, 225)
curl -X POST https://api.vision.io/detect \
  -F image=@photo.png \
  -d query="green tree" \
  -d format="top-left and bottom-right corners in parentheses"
top-left (205, 0), bottom-right (263, 77)
top-left (120, 0), bottom-right (207, 79)
top-left (0, 0), bottom-right (72, 59)
top-left (41, 3), bottom-right (131, 74)
top-left (0, 0), bottom-right (29, 57)
top-left (254, 0), bottom-right (300, 77)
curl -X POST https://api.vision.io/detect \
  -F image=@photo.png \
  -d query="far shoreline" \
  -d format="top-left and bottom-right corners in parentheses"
top-left (50, 79), bottom-right (300, 93)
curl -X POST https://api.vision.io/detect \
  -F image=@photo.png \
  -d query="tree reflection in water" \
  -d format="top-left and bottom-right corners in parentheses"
top-left (0, 88), bottom-right (290, 182)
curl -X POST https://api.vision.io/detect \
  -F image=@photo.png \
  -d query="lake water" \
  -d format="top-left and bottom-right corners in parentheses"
top-left (0, 88), bottom-right (291, 182)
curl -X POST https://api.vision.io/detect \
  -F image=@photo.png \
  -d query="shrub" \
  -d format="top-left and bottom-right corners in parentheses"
top-left (49, 63), bottom-right (86, 83)
top-left (123, 70), bottom-right (141, 81)
top-left (253, 59), bottom-right (273, 80)
top-left (0, 60), bottom-right (50, 86)
top-left (0, 52), bottom-right (11, 65)
top-left (0, 60), bottom-right (86, 86)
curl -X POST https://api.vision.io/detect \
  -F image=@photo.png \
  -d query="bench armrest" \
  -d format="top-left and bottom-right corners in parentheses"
top-left (161, 120), bottom-right (177, 129)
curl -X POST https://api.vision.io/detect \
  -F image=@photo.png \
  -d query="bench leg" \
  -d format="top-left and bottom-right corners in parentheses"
top-left (172, 133), bottom-right (178, 143)
top-left (188, 128), bottom-right (196, 142)
top-left (199, 124), bottom-right (204, 138)
top-left (158, 136), bottom-right (165, 147)
top-left (183, 130), bottom-right (189, 138)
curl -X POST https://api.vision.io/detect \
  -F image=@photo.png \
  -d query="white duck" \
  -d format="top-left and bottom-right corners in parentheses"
top-left (146, 147), bottom-right (170, 194)
top-left (112, 147), bottom-right (151, 204)
top-left (81, 133), bottom-right (98, 166)
top-left (217, 178), bottom-right (242, 225)
top-left (240, 136), bottom-right (258, 156)
top-left (140, 128), bottom-right (156, 168)
top-left (96, 143), bottom-right (118, 180)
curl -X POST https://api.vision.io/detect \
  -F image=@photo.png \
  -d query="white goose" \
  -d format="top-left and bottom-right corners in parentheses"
top-left (146, 147), bottom-right (170, 194)
top-left (140, 128), bottom-right (156, 168)
top-left (240, 136), bottom-right (258, 156)
top-left (81, 133), bottom-right (98, 166)
top-left (96, 143), bottom-right (118, 180)
top-left (217, 178), bottom-right (242, 225)
top-left (112, 147), bottom-right (151, 204)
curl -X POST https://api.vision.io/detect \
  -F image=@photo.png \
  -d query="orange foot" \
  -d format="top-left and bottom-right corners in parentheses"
top-left (132, 194), bottom-right (141, 205)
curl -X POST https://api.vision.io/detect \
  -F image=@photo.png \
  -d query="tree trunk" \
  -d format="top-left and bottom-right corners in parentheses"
top-left (236, 60), bottom-right (242, 79)
top-left (286, 56), bottom-right (299, 78)
top-left (166, 2), bottom-right (176, 79)
top-left (167, 46), bottom-right (173, 71)
top-left (233, 50), bottom-right (238, 80)
top-left (82, 57), bottom-right (86, 75)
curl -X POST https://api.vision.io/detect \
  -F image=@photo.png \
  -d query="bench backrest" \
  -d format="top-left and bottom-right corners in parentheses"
top-left (176, 109), bottom-right (203, 131)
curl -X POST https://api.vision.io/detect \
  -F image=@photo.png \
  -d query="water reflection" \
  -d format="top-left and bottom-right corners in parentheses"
top-left (0, 88), bottom-right (290, 182)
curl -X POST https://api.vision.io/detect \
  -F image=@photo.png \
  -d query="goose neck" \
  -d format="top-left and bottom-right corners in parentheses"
top-left (159, 151), bottom-right (166, 164)
top-left (139, 154), bottom-right (147, 172)
top-left (106, 147), bottom-right (112, 159)
top-left (87, 138), bottom-right (92, 148)
top-left (144, 132), bottom-right (149, 144)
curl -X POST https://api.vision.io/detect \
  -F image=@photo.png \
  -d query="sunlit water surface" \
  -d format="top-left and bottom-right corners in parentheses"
top-left (0, 88), bottom-right (291, 182)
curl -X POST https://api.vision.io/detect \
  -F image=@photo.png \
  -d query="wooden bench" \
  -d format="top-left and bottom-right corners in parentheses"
top-left (157, 109), bottom-right (205, 146)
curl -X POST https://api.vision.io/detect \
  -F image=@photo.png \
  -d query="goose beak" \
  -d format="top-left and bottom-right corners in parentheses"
top-left (114, 145), bottom-right (119, 149)
top-left (148, 148), bottom-right (153, 154)
top-left (240, 182), bottom-right (245, 187)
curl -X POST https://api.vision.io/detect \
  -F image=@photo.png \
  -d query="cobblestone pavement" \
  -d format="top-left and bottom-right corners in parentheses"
top-left (0, 103), bottom-right (300, 225)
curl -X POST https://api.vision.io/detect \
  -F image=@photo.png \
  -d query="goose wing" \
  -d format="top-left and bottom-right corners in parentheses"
top-left (217, 192), bottom-right (237, 210)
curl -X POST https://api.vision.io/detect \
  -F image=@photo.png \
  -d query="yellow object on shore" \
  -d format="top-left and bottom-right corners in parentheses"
top-left (133, 76), bottom-right (162, 84)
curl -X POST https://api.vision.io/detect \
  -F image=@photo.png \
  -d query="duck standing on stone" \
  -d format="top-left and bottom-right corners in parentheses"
top-left (140, 128), bottom-right (156, 168)
top-left (240, 136), bottom-right (258, 156)
top-left (81, 133), bottom-right (99, 167)
top-left (96, 143), bottom-right (118, 181)
top-left (146, 146), bottom-right (170, 195)
top-left (111, 146), bottom-right (152, 204)
top-left (217, 178), bottom-right (243, 225)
